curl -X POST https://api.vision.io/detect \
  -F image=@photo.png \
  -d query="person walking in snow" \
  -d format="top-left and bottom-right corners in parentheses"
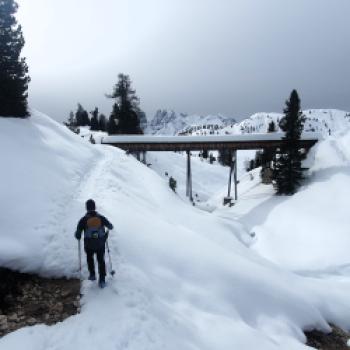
top-left (75, 199), bottom-right (113, 288)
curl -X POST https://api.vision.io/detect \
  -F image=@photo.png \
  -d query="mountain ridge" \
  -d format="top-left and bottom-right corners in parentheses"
top-left (146, 108), bottom-right (350, 137)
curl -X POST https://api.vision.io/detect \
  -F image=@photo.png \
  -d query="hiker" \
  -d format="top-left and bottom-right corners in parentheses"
top-left (75, 199), bottom-right (113, 288)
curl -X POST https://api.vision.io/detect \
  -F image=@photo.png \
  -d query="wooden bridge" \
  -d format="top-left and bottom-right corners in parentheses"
top-left (102, 133), bottom-right (319, 204)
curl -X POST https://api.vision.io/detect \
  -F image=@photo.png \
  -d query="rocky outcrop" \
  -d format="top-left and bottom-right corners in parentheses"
top-left (306, 325), bottom-right (350, 350)
top-left (0, 268), bottom-right (80, 337)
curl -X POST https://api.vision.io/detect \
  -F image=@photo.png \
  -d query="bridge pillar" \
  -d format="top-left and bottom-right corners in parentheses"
top-left (226, 150), bottom-right (238, 204)
top-left (186, 150), bottom-right (193, 201)
top-left (142, 151), bottom-right (147, 164)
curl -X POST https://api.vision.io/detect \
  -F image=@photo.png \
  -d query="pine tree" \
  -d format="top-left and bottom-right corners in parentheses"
top-left (272, 90), bottom-right (306, 195)
top-left (64, 111), bottom-right (76, 130)
top-left (75, 103), bottom-right (90, 126)
top-left (267, 121), bottom-right (276, 132)
top-left (107, 73), bottom-right (143, 134)
top-left (107, 103), bottom-right (120, 135)
top-left (98, 113), bottom-right (107, 132)
top-left (0, 0), bottom-right (30, 117)
top-left (90, 107), bottom-right (99, 131)
top-left (81, 109), bottom-right (90, 126)
top-left (75, 104), bottom-right (84, 126)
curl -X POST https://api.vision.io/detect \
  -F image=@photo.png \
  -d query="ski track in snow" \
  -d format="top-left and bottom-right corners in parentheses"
top-left (42, 147), bottom-right (115, 277)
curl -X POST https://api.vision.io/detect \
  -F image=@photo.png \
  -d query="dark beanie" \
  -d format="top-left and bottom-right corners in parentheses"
top-left (86, 199), bottom-right (96, 211)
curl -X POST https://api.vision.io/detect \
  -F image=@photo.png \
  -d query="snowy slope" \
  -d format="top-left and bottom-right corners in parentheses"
top-left (149, 108), bottom-right (350, 137)
top-left (216, 128), bottom-right (350, 273)
top-left (221, 109), bottom-right (350, 137)
top-left (0, 112), bottom-right (99, 275)
top-left (1, 112), bottom-right (350, 349)
top-left (146, 149), bottom-right (256, 206)
top-left (146, 109), bottom-right (236, 135)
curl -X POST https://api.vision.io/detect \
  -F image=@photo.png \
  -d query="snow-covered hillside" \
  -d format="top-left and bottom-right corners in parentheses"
top-left (148, 109), bottom-right (350, 138)
top-left (206, 109), bottom-right (350, 137)
top-left (0, 112), bottom-right (99, 275)
top-left (146, 109), bottom-right (236, 135)
top-left (1, 112), bottom-right (350, 349)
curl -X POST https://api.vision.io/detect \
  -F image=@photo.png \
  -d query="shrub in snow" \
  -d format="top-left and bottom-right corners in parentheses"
top-left (169, 176), bottom-right (177, 192)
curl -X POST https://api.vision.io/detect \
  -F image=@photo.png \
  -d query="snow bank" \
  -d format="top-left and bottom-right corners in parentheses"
top-left (0, 111), bottom-right (99, 274)
top-left (245, 130), bottom-right (350, 272)
top-left (1, 112), bottom-right (350, 349)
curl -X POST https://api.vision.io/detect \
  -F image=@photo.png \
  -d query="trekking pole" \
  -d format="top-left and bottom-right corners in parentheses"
top-left (106, 234), bottom-right (115, 276)
top-left (78, 240), bottom-right (82, 280)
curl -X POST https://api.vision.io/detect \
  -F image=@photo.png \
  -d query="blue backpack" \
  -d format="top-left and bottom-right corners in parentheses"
top-left (85, 215), bottom-right (106, 239)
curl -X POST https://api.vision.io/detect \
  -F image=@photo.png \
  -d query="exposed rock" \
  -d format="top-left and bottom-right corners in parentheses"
top-left (306, 325), bottom-right (350, 350)
top-left (0, 267), bottom-right (80, 338)
top-left (7, 314), bottom-right (19, 323)
top-left (0, 315), bottom-right (8, 331)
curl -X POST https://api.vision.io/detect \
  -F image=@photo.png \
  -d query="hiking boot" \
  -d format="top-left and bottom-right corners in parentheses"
top-left (98, 277), bottom-right (106, 289)
top-left (88, 274), bottom-right (96, 281)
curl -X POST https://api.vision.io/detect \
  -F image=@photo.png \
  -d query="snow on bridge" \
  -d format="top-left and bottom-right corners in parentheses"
top-left (101, 132), bottom-right (320, 151)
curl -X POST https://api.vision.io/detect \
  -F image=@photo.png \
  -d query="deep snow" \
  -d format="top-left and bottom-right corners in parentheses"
top-left (1, 112), bottom-right (350, 349)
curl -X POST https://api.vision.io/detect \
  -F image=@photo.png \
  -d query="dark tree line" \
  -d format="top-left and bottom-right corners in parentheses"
top-left (65, 74), bottom-right (145, 135)
top-left (0, 0), bottom-right (30, 118)
top-left (65, 104), bottom-right (108, 132)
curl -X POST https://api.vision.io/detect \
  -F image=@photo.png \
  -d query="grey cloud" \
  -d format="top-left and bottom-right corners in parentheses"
top-left (17, 0), bottom-right (350, 121)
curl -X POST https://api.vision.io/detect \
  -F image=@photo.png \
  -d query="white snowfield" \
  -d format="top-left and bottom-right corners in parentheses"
top-left (0, 112), bottom-right (350, 350)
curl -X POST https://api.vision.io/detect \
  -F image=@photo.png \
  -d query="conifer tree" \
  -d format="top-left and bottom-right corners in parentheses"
top-left (0, 0), bottom-right (30, 117)
top-left (75, 104), bottom-right (84, 126)
top-left (75, 103), bottom-right (90, 126)
top-left (267, 121), bottom-right (276, 132)
top-left (98, 113), bottom-right (107, 132)
top-left (90, 107), bottom-right (99, 131)
top-left (64, 111), bottom-right (76, 129)
top-left (107, 73), bottom-right (143, 134)
top-left (272, 90), bottom-right (306, 195)
top-left (107, 103), bottom-right (120, 135)
top-left (81, 109), bottom-right (90, 126)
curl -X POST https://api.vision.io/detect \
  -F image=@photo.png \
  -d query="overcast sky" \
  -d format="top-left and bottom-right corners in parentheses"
top-left (17, 0), bottom-right (350, 122)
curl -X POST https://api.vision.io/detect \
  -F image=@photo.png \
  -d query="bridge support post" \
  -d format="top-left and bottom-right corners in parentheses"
top-left (186, 150), bottom-right (193, 202)
top-left (142, 151), bottom-right (147, 164)
top-left (225, 150), bottom-right (238, 205)
top-left (233, 150), bottom-right (238, 201)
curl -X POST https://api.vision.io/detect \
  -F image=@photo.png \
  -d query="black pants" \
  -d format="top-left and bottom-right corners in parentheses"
top-left (85, 248), bottom-right (106, 279)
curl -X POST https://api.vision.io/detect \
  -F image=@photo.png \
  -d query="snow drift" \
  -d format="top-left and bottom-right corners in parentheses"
top-left (1, 111), bottom-right (350, 349)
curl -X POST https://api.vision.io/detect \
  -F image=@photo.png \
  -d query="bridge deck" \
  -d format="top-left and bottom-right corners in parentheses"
top-left (101, 133), bottom-right (320, 151)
